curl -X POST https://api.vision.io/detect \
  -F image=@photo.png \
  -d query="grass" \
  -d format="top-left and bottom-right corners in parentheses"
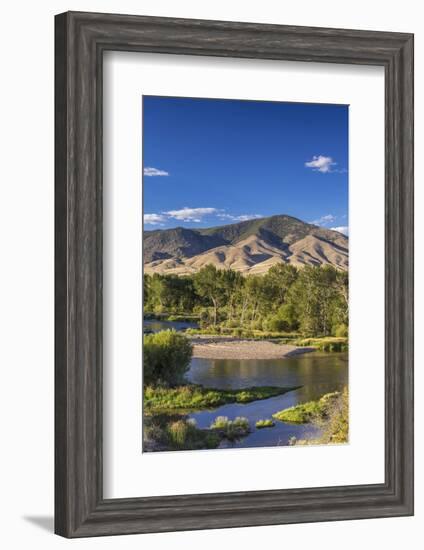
top-left (143, 415), bottom-right (252, 451)
top-left (255, 419), bottom-right (275, 429)
top-left (185, 327), bottom-right (300, 340)
top-left (210, 416), bottom-right (250, 440)
top-left (273, 392), bottom-right (341, 424)
top-left (166, 419), bottom-right (220, 450)
top-left (289, 387), bottom-right (349, 446)
top-left (185, 327), bottom-right (348, 349)
top-left (292, 337), bottom-right (348, 352)
top-left (144, 384), bottom-right (300, 413)
top-left (144, 312), bottom-right (200, 323)
top-left (144, 417), bottom-right (220, 451)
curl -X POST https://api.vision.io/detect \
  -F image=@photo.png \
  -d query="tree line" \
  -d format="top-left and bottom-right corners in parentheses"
top-left (144, 263), bottom-right (348, 337)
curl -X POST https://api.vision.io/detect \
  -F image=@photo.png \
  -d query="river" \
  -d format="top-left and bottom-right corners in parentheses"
top-left (144, 318), bottom-right (348, 449)
top-left (186, 353), bottom-right (348, 448)
top-left (144, 318), bottom-right (199, 333)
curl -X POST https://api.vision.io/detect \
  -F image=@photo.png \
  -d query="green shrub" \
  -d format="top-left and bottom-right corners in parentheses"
top-left (250, 319), bottom-right (263, 330)
top-left (288, 388), bottom-right (349, 446)
top-left (255, 419), bottom-right (275, 428)
top-left (210, 416), bottom-right (229, 430)
top-left (210, 416), bottom-right (250, 440)
top-left (233, 417), bottom-right (250, 429)
top-left (143, 330), bottom-right (193, 386)
top-left (323, 387), bottom-right (349, 443)
top-left (167, 420), bottom-right (189, 447)
top-left (265, 304), bottom-right (298, 333)
top-left (278, 303), bottom-right (299, 331)
top-left (265, 315), bottom-right (288, 332)
top-left (334, 323), bottom-right (348, 338)
top-left (163, 418), bottom-right (220, 450)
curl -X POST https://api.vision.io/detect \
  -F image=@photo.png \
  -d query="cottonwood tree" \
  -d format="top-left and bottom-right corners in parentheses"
top-left (193, 264), bottom-right (226, 325)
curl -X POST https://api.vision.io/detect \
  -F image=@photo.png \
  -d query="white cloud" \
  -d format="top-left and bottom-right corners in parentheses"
top-left (310, 214), bottom-right (336, 225)
top-left (305, 155), bottom-right (336, 173)
top-left (331, 226), bottom-right (349, 236)
top-left (144, 213), bottom-right (166, 225)
top-left (217, 213), bottom-right (262, 222)
top-left (145, 208), bottom-right (263, 226)
top-left (165, 207), bottom-right (219, 223)
top-left (144, 167), bottom-right (169, 177)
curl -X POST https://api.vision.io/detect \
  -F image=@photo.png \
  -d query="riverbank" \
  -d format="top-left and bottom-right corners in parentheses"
top-left (274, 388), bottom-right (349, 445)
top-left (144, 384), bottom-right (301, 412)
top-left (144, 351), bottom-right (348, 451)
top-left (190, 336), bottom-right (315, 360)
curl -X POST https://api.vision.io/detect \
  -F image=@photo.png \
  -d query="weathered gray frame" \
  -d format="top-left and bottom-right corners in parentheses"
top-left (55, 11), bottom-right (414, 538)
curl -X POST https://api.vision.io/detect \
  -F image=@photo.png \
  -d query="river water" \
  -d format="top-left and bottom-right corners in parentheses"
top-left (144, 318), bottom-right (348, 449)
top-left (144, 318), bottom-right (199, 333)
top-left (186, 353), bottom-right (348, 448)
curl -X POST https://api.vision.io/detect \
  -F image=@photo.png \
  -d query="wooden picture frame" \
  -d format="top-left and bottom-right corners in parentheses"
top-left (55, 11), bottom-right (414, 538)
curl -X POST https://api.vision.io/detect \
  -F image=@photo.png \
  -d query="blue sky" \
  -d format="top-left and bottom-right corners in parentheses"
top-left (143, 96), bottom-right (348, 235)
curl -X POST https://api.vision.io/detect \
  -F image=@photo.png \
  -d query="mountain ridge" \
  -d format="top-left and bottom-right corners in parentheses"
top-left (144, 214), bottom-right (348, 275)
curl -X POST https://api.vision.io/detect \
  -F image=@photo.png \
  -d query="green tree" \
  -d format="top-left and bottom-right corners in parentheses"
top-left (143, 330), bottom-right (193, 386)
top-left (194, 265), bottom-right (226, 325)
top-left (288, 265), bottom-right (339, 336)
top-left (266, 263), bottom-right (298, 305)
top-left (143, 273), bottom-right (151, 308)
top-left (221, 269), bottom-right (244, 322)
top-left (143, 263), bottom-right (348, 338)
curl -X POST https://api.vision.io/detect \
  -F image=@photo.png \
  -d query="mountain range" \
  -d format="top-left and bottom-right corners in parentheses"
top-left (144, 214), bottom-right (348, 275)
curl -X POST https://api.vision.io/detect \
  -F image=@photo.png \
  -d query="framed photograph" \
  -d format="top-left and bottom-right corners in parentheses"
top-left (55, 11), bottom-right (414, 537)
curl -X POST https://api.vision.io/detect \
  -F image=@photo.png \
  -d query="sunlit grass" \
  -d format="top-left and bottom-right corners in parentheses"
top-left (144, 384), bottom-right (300, 412)
top-left (144, 417), bottom-right (220, 451)
top-left (255, 419), bottom-right (275, 429)
top-left (210, 416), bottom-right (250, 440)
top-left (288, 388), bottom-right (349, 445)
top-left (273, 392), bottom-right (341, 424)
top-left (292, 337), bottom-right (348, 352)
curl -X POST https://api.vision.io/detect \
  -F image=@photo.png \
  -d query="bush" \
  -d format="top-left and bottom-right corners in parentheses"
top-left (317, 387), bottom-right (349, 443)
top-left (210, 416), bottom-right (250, 440)
top-left (334, 323), bottom-right (348, 338)
top-left (288, 388), bottom-right (349, 446)
top-left (255, 419), bottom-right (275, 429)
top-left (265, 304), bottom-right (299, 332)
top-left (265, 315), bottom-right (288, 332)
top-left (167, 420), bottom-right (190, 447)
top-left (250, 319), bottom-right (263, 331)
top-left (210, 416), bottom-right (229, 430)
top-left (147, 418), bottom-right (220, 451)
top-left (143, 330), bottom-right (193, 387)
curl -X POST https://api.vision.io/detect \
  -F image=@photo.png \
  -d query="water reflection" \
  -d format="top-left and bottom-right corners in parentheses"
top-left (186, 352), bottom-right (348, 448)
